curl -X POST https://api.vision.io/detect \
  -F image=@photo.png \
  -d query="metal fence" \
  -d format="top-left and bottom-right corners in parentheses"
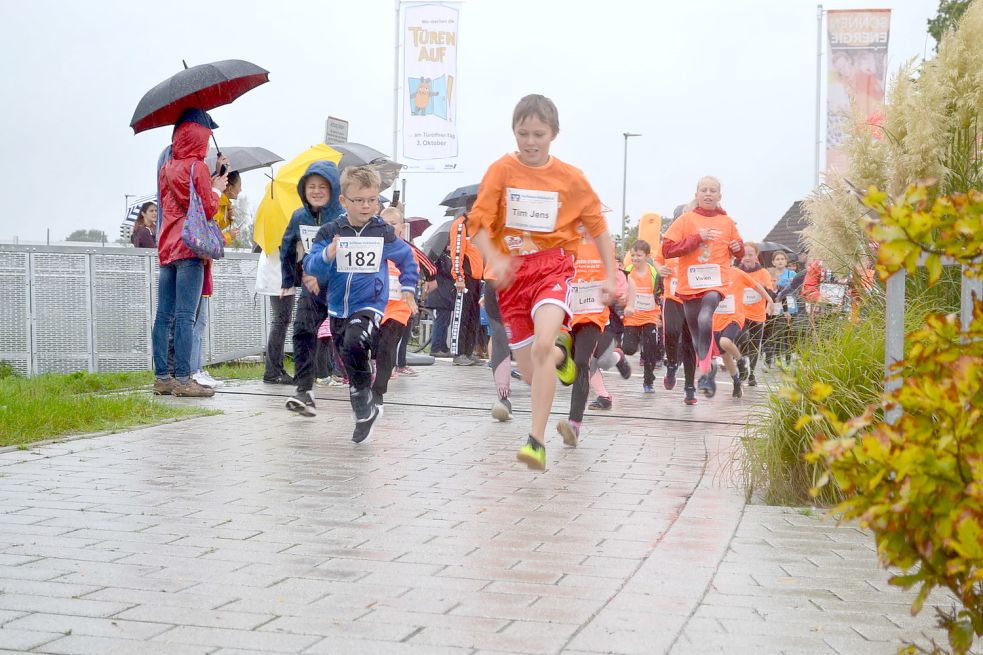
top-left (0, 244), bottom-right (269, 377)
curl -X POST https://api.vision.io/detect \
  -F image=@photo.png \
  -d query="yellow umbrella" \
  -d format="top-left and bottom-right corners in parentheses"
top-left (253, 143), bottom-right (343, 253)
top-left (622, 212), bottom-right (663, 267)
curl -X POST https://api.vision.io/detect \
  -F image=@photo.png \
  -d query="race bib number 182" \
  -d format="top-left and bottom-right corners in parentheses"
top-left (336, 237), bottom-right (384, 273)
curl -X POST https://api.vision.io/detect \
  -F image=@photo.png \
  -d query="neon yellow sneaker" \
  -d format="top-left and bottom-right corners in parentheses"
top-left (516, 437), bottom-right (546, 470)
top-left (554, 332), bottom-right (576, 386)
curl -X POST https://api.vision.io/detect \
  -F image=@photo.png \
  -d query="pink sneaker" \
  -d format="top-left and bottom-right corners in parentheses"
top-left (390, 370), bottom-right (399, 380)
top-left (395, 366), bottom-right (417, 377)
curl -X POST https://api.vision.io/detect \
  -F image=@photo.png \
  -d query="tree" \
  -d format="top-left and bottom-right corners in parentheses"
top-left (66, 229), bottom-right (107, 243)
top-left (927, 0), bottom-right (971, 51)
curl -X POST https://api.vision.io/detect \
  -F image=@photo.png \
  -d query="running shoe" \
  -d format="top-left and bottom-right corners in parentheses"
top-left (748, 373), bottom-right (758, 387)
top-left (705, 366), bottom-right (717, 398)
top-left (352, 403), bottom-right (383, 444)
top-left (286, 391), bottom-right (316, 417)
top-left (732, 374), bottom-right (743, 398)
top-left (395, 366), bottom-right (417, 377)
top-left (491, 396), bottom-right (513, 422)
top-left (663, 364), bottom-right (678, 390)
top-left (192, 370), bottom-right (221, 389)
top-left (263, 373), bottom-right (295, 385)
top-left (588, 396), bottom-right (612, 410)
top-left (453, 355), bottom-right (472, 366)
top-left (511, 368), bottom-right (522, 381)
top-left (684, 387), bottom-right (698, 405)
top-left (516, 436), bottom-right (546, 470)
top-left (328, 376), bottom-right (345, 387)
top-left (737, 357), bottom-right (749, 382)
top-left (642, 384), bottom-right (654, 393)
top-left (314, 377), bottom-right (331, 386)
top-left (389, 369), bottom-right (399, 380)
top-left (698, 375), bottom-right (710, 396)
top-left (554, 333), bottom-right (576, 386)
top-left (556, 420), bottom-right (580, 447)
top-left (614, 349), bottom-right (632, 380)
top-left (372, 390), bottom-right (384, 407)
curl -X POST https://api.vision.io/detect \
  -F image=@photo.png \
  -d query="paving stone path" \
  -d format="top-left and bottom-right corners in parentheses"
top-left (0, 362), bottom-right (953, 654)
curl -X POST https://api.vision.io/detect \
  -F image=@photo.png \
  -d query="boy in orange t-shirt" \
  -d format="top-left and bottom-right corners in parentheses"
top-left (468, 94), bottom-right (618, 471)
top-left (736, 243), bottom-right (774, 386)
top-left (623, 240), bottom-right (663, 392)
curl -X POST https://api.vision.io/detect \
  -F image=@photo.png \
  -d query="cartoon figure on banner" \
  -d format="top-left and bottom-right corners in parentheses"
top-left (412, 78), bottom-right (438, 115)
top-left (408, 75), bottom-right (453, 119)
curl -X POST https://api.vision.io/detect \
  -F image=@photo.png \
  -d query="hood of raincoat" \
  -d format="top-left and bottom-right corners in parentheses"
top-left (297, 160), bottom-right (343, 219)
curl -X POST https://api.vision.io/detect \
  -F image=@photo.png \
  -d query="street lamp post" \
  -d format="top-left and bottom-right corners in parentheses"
top-left (621, 132), bottom-right (642, 243)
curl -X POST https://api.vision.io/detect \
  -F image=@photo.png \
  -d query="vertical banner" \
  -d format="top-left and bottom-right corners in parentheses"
top-left (826, 9), bottom-right (891, 174)
top-left (401, 2), bottom-right (459, 172)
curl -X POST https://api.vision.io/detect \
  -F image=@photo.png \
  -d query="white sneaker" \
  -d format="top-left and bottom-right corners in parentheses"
top-left (193, 370), bottom-right (222, 388)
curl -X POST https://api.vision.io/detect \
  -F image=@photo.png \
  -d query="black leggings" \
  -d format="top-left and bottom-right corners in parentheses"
top-left (663, 300), bottom-right (696, 391)
top-left (330, 311), bottom-right (379, 394)
top-left (372, 318), bottom-right (406, 399)
top-left (738, 319), bottom-right (765, 372)
top-left (682, 292), bottom-right (722, 367)
top-left (569, 323), bottom-right (603, 423)
top-left (622, 323), bottom-right (661, 386)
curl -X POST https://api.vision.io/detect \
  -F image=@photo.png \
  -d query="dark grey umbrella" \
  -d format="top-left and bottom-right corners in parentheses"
top-left (325, 142), bottom-right (402, 191)
top-left (130, 59), bottom-right (269, 134)
top-left (422, 219), bottom-right (455, 259)
top-left (206, 147), bottom-right (283, 174)
top-left (757, 241), bottom-right (797, 253)
top-left (439, 183), bottom-right (480, 208)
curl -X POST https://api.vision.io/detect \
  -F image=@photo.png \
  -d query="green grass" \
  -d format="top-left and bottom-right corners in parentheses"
top-left (205, 358), bottom-right (293, 380)
top-left (0, 370), bottom-right (216, 448)
top-left (741, 268), bottom-right (963, 506)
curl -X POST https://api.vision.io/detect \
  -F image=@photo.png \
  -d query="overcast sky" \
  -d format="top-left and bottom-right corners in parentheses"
top-left (0, 0), bottom-right (937, 245)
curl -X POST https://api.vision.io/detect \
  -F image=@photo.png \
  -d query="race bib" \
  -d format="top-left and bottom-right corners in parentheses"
top-left (743, 288), bottom-right (762, 305)
top-left (505, 188), bottom-right (558, 233)
top-left (635, 293), bottom-right (656, 311)
top-left (336, 237), bottom-right (384, 273)
top-left (570, 281), bottom-right (604, 314)
top-left (299, 225), bottom-right (319, 254)
top-left (669, 278), bottom-right (678, 297)
top-left (388, 274), bottom-right (402, 301)
top-left (787, 296), bottom-right (798, 313)
top-left (715, 294), bottom-right (736, 314)
top-left (819, 283), bottom-right (847, 306)
top-left (687, 264), bottom-right (722, 289)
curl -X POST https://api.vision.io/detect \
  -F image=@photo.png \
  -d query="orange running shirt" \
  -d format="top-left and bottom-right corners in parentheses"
top-left (663, 210), bottom-right (742, 297)
top-left (741, 267), bottom-right (774, 323)
top-left (467, 153), bottom-right (608, 256)
top-left (624, 263), bottom-right (660, 327)
top-left (382, 260), bottom-right (411, 326)
top-left (569, 238), bottom-right (609, 329)
top-left (712, 267), bottom-right (759, 332)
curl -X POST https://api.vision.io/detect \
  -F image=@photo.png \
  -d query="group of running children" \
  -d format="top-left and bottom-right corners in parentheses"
top-left (280, 94), bottom-right (775, 469)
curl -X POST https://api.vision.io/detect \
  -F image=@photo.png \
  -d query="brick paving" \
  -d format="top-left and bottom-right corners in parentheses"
top-left (0, 361), bottom-right (954, 653)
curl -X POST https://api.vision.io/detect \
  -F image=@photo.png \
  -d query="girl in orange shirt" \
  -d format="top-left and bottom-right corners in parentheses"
top-left (708, 267), bottom-right (773, 398)
top-left (736, 243), bottom-right (774, 386)
top-left (662, 176), bottom-right (744, 398)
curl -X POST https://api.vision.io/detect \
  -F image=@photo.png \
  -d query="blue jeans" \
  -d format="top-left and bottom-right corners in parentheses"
top-left (152, 258), bottom-right (204, 379)
top-left (190, 296), bottom-right (209, 372)
top-left (430, 308), bottom-right (451, 353)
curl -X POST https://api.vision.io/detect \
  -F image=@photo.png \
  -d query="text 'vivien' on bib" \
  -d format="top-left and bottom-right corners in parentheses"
top-left (388, 274), bottom-right (402, 301)
top-left (299, 225), bottom-right (319, 254)
top-left (505, 188), bottom-right (558, 233)
top-left (743, 288), bottom-right (762, 305)
top-left (635, 293), bottom-right (656, 312)
top-left (714, 294), bottom-right (736, 314)
top-left (570, 281), bottom-right (604, 314)
top-left (336, 237), bottom-right (384, 273)
top-left (687, 264), bottom-right (722, 289)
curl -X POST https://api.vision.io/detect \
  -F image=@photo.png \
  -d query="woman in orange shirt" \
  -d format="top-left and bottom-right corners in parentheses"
top-left (736, 242), bottom-right (774, 386)
top-left (662, 176), bottom-right (744, 398)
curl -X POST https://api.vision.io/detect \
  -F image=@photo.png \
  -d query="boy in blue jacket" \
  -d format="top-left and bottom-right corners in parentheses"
top-left (280, 161), bottom-right (344, 410)
top-left (304, 166), bottom-right (419, 443)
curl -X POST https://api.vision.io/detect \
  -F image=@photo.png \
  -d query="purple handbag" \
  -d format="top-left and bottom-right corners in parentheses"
top-left (180, 162), bottom-right (225, 260)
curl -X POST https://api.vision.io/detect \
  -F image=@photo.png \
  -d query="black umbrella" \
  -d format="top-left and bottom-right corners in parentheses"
top-left (130, 59), bottom-right (269, 134)
top-left (325, 142), bottom-right (402, 191)
top-left (439, 183), bottom-right (480, 209)
top-left (422, 219), bottom-right (455, 259)
top-left (206, 147), bottom-right (283, 174)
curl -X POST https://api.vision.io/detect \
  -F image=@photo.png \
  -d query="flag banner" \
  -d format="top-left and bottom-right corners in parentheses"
top-left (401, 2), bottom-right (460, 172)
top-left (826, 9), bottom-right (891, 174)
top-left (119, 193), bottom-right (156, 238)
